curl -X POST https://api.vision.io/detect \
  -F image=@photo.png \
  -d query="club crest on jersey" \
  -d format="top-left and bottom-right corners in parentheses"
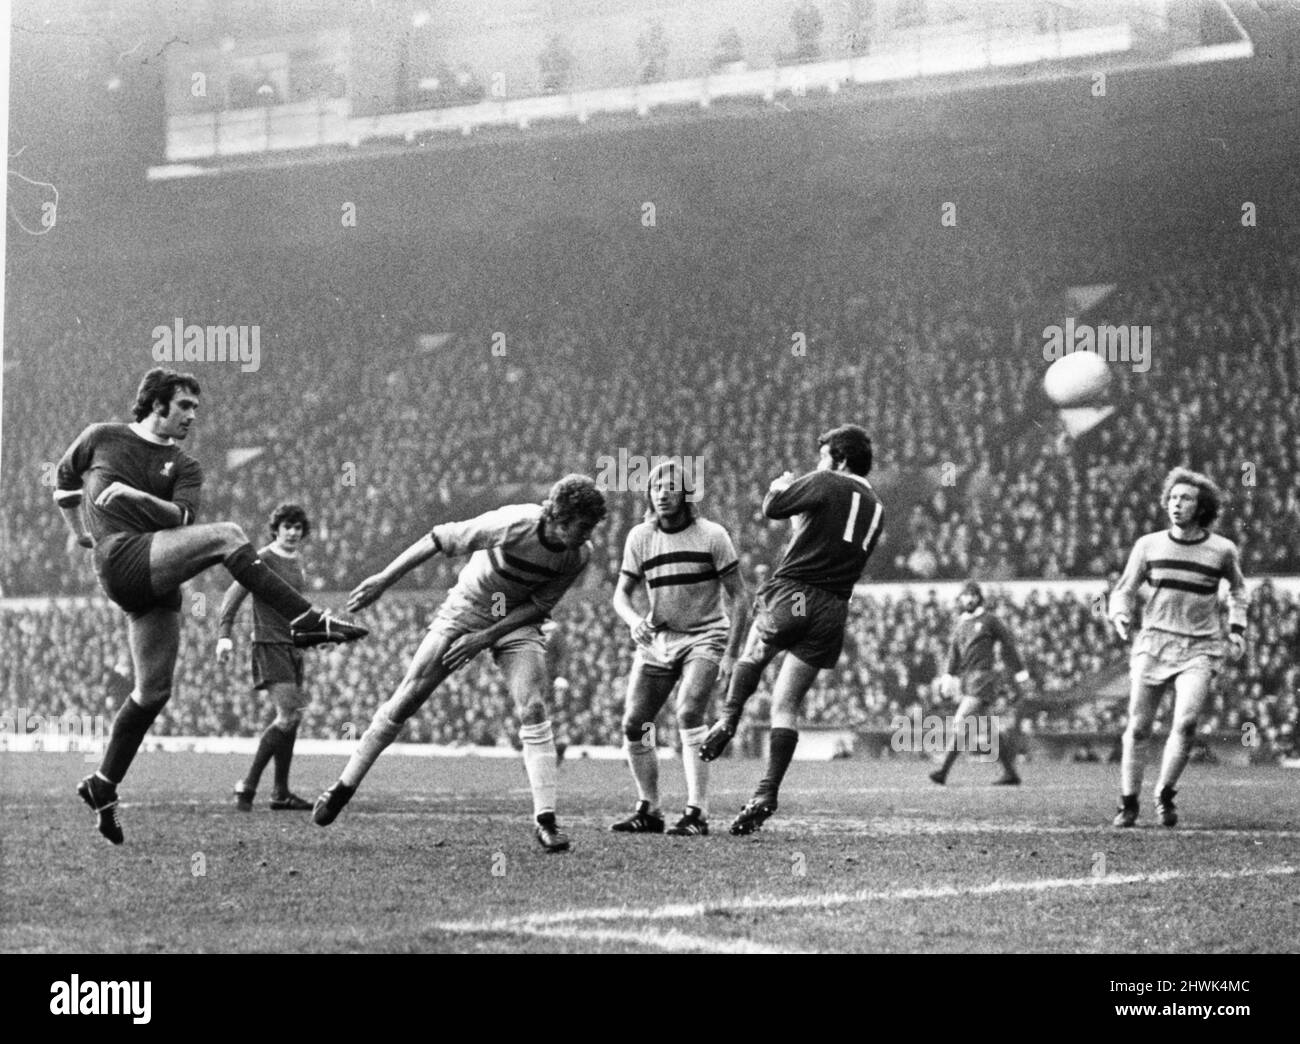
top-left (161, 461), bottom-right (175, 477)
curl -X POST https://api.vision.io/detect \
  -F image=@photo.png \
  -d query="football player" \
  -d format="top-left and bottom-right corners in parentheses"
top-left (1108, 467), bottom-right (1247, 827)
top-left (700, 425), bottom-right (884, 834)
top-left (55, 369), bottom-right (367, 844)
top-left (312, 474), bottom-right (607, 853)
top-left (928, 581), bottom-right (1029, 787)
top-left (610, 460), bottom-right (748, 836)
top-left (217, 502), bottom-right (317, 812)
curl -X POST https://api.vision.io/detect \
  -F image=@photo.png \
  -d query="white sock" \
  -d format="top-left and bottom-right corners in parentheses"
top-left (624, 737), bottom-right (659, 811)
top-left (340, 711), bottom-right (402, 788)
top-left (1156, 731), bottom-right (1192, 795)
top-left (1120, 729), bottom-right (1147, 797)
top-left (520, 720), bottom-right (558, 818)
top-left (679, 725), bottom-right (709, 817)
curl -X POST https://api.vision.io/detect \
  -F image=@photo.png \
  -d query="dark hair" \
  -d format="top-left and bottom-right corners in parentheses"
top-left (818, 424), bottom-right (873, 476)
top-left (269, 502), bottom-right (311, 540)
top-left (960, 580), bottom-right (984, 608)
top-left (545, 473), bottom-right (608, 524)
top-left (133, 367), bottom-right (201, 422)
top-left (1161, 466), bottom-right (1222, 528)
top-left (643, 459), bottom-right (698, 526)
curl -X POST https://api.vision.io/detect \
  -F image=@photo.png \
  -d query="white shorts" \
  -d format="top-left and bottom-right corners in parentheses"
top-left (1131, 629), bottom-right (1224, 687)
top-left (634, 627), bottom-right (728, 673)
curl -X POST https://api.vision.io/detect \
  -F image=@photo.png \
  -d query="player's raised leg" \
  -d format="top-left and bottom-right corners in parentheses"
top-left (700, 628), bottom-right (778, 761)
top-left (666, 656), bottom-right (718, 835)
top-left (1153, 670), bottom-right (1212, 827)
top-left (498, 642), bottom-right (570, 852)
top-left (611, 662), bottom-right (676, 833)
top-left (149, 522), bottom-right (366, 646)
top-left (79, 607), bottom-right (180, 844)
top-left (730, 652), bottom-right (820, 835)
top-left (1114, 679), bottom-right (1163, 827)
top-left (314, 627), bottom-right (456, 825)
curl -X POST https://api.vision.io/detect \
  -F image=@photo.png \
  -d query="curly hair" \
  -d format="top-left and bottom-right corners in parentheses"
top-left (268, 502), bottom-right (311, 540)
top-left (544, 474), bottom-right (608, 524)
top-left (1161, 466), bottom-right (1223, 528)
top-left (132, 367), bottom-right (201, 422)
top-left (818, 424), bottom-right (873, 476)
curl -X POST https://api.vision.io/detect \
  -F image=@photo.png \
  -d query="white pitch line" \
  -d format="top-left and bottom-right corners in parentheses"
top-left (437, 864), bottom-right (1298, 937)
top-left (467, 923), bottom-right (804, 954)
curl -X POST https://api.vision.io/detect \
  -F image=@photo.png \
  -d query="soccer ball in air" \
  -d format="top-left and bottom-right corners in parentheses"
top-left (1043, 351), bottom-right (1111, 407)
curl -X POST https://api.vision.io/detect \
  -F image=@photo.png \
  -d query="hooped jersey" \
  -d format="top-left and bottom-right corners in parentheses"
top-left (1108, 529), bottom-right (1247, 639)
top-left (620, 516), bottom-right (739, 632)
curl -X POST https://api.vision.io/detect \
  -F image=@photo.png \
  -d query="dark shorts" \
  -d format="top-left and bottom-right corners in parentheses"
top-left (963, 669), bottom-right (1004, 705)
top-left (252, 643), bottom-right (306, 690)
top-left (94, 532), bottom-right (182, 617)
top-left (746, 577), bottom-right (850, 671)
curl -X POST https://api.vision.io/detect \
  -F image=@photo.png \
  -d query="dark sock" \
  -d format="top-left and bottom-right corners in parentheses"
top-left (272, 723), bottom-right (299, 796)
top-left (223, 544), bottom-right (313, 623)
top-left (721, 661), bottom-right (764, 725)
top-left (757, 727), bottom-right (799, 798)
top-left (244, 725), bottom-right (279, 790)
top-left (99, 699), bottom-right (164, 784)
top-left (940, 746), bottom-right (960, 776)
top-left (997, 736), bottom-right (1017, 775)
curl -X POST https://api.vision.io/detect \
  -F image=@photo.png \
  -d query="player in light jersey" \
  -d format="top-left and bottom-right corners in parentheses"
top-left (1108, 467), bottom-right (1247, 828)
top-left (55, 369), bottom-right (367, 845)
top-left (700, 425), bottom-right (884, 835)
top-left (610, 460), bottom-right (749, 836)
top-left (312, 475), bottom-right (607, 853)
top-left (217, 503), bottom-right (317, 812)
top-left (928, 581), bottom-right (1030, 787)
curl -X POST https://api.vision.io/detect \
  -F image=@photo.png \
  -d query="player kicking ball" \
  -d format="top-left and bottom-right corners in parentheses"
top-left (609, 460), bottom-right (749, 836)
top-left (1108, 467), bottom-right (1247, 828)
top-left (700, 425), bottom-right (884, 835)
top-left (312, 475), bottom-right (607, 853)
top-left (55, 369), bottom-right (368, 845)
top-left (928, 581), bottom-right (1029, 787)
top-left (217, 502), bottom-right (319, 812)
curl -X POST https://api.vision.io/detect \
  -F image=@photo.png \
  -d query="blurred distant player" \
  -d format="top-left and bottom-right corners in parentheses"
top-left (928, 581), bottom-right (1028, 787)
top-left (700, 425), bottom-right (884, 835)
top-left (610, 460), bottom-right (749, 836)
top-left (217, 502), bottom-right (317, 812)
top-left (313, 475), bottom-right (607, 853)
top-left (55, 368), bottom-right (367, 844)
top-left (1108, 467), bottom-right (1247, 828)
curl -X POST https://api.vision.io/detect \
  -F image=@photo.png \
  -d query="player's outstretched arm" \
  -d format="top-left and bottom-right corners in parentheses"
top-left (348, 533), bottom-right (440, 611)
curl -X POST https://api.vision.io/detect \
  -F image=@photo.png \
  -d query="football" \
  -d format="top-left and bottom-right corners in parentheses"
top-left (1043, 350), bottom-right (1112, 407)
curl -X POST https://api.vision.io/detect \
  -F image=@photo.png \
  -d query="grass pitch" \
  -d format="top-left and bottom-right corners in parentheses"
top-left (2, 752), bottom-right (1296, 953)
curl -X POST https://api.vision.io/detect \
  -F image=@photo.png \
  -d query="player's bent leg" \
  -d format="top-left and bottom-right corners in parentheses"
top-left (668, 657), bottom-right (718, 833)
top-left (81, 608), bottom-right (180, 844)
top-left (315, 630), bottom-right (454, 826)
top-left (498, 644), bottom-right (570, 853)
top-left (1155, 671), bottom-right (1211, 827)
top-left (731, 654), bottom-right (820, 836)
top-left (612, 662), bottom-right (675, 833)
top-left (701, 627), bottom-right (778, 761)
top-left (1115, 678), bottom-right (1162, 826)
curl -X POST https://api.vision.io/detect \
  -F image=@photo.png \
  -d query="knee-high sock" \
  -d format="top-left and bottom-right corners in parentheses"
top-left (720, 661), bottom-right (763, 725)
top-left (996, 723), bottom-right (1017, 774)
top-left (520, 721), bottom-right (559, 818)
top-left (679, 724), bottom-right (710, 816)
top-left (243, 724), bottom-right (280, 789)
top-left (757, 727), bottom-right (799, 799)
top-left (339, 711), bottom-right (402, 788)
top-left (272, 722), bottom-right (299, 795)
top-left (1155, 730), bottom-right (1192, 794)
top-left (624, 737), bottom-right (659, 808)
top-left (1120, 730), bottom-right (1148, 797)
top-left (99, 695), bottom-right (164, 784)
top-left (223, 544), bottom-right (313, 623)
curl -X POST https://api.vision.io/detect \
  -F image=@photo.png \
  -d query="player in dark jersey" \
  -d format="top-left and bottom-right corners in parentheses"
top-left (1107, 467), bottom-right (1247, 828)
top-left (55, 369), bottom-right (367, 844)
top-left (217, 503), bottom-right (317, 812)
top-left (928, 582), bottom-right (1029, 787)
top-left (700, 425), bottom-right (884, 834)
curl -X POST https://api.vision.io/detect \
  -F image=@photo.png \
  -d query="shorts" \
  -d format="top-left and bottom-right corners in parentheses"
top-left (429, 604), bottom-right (548, 662)
top-left (94, 532), bottom-right (181, 617)
top-left (961, 669), bottom-right (1004, 706)
top-left (252, 643), bottom-right (306, 690)
top-left (745, 577), bottom-right (849, 671)
top-left (634, 626), bottom-right (728, 673)
top-left (1132, 629), bottom-right (1224, 687)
